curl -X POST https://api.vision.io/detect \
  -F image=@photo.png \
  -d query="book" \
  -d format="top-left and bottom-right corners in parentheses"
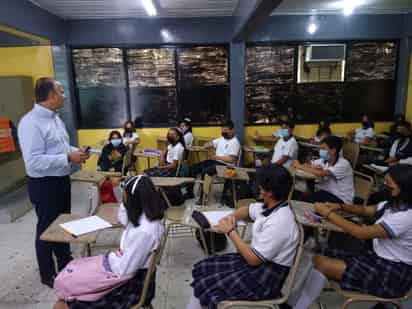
top-left (201, 211), bottom-right (246, 227)
top-left (60, 216), bottom-right (112, 237)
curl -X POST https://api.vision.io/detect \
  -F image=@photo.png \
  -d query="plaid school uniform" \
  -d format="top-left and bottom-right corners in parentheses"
top-left (68, 269), bottom-right (155, 309)
top-left (191, 253), bottom-right (289, 309)
top-left (320, 247), bottom-right (412, 298)
top-left (144, 166), bottom-right (176, 177)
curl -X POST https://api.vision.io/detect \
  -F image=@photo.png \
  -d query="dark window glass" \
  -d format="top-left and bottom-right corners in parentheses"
top-left (129, 87), bottom-right (177, 127)
top-left (179, 86), bottom-right (229, 125)
top-left (72, 48), bottom-right (127, 128)
top-left (346, 42), bottom-right (397, 81)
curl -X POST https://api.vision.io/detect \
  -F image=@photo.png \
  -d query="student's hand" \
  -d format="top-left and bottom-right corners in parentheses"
top-left (314, 203), bottom-right (334, 217)
top-left (322, 203), bottom-right (342, 211)
top-left (214, 216), bottom-right (235, 234)
top-left (292, 160), bottom-right (301, 169)
top-left (218, 214), bottom-right (235, 226)
top-left (68, 150), bottom-right (90, 164)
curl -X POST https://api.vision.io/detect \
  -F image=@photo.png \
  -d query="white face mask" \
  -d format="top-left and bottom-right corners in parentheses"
top-left (111, 138), bottom-right (122, 147)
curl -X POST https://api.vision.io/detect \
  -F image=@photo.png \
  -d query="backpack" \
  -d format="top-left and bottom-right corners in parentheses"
top-left (195, 230), bottom-right (227, 253)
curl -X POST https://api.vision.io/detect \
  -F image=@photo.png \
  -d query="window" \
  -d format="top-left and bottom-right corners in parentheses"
top-left (72, 48), bottom-right (128, 128)
top-left (177, 46), bottom-right (229, 125)
top-left (72, 45), bottom-right (230, 128)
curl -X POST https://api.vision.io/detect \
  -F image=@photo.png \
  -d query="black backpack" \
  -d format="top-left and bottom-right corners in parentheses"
top-left (195, 230), bottom-right (227, 253)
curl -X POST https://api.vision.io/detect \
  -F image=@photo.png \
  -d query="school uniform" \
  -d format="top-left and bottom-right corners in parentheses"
top-left (271, 136), bottom-right (299, 168)
top-left (186, 136), bottom-right (240, 197)
top-left (354, 127), bottom-right (375, 144)
top-left (307, 156), bottom-right (354, 204)
top-left (145, 142), bottom-right (185, 177)
top-left (388, 137), bottom-right (412, 161)
top-left (56, 204), bottom-right (164, 308)
top-left (184, 131), bottom-right (194, 148)
top-left (191, 202), bottom-right (299, 308)
top-left (320, 201), bottom-right (412, 298)
top-left (123, 132), bottom-right (139, 149)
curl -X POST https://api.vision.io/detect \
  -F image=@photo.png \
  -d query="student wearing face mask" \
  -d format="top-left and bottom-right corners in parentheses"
top-left (98, 131), bottom-right (128, 172)
top-left (271, 121), bottom-right (299, 168)
top-left (385, 121), bottom-right (412, 166)
top-left (144, 128), bottom-right (185, 177)
top-left (293, 136), bottom-right (354, 204)
top-left (179, 118), bottom-right (194, 148)
top-left (351, 115), bottom-right (375, 144)
top-left (122, 120), bottom-right (140, 149)
top-left (290, 165), bottom-right (412, 309)
top-left (53, 176), bottom-right (166, 309)
top-left (184, 120), bottom-right (240, 200)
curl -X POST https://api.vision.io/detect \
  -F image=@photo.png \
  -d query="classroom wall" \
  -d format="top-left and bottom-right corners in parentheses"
top-left (0, 45), bottom-right (55, 193)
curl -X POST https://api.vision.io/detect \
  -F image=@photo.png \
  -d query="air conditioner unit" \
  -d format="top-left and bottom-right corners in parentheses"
top-left (305, 44), bottom-right (346, 62)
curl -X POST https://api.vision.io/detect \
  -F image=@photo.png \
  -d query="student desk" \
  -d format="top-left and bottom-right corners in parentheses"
top-left (70, 170), bottom-right (106, 183)
top-left (288, 167), bottom-right (319, 181)
top-left (360, 144), bottom-right (385, 154)
top-left (194, 136), bottom-right (213, 146)
top-left (216, 165), bottom-right (256, 208)
top-left (298, 141), bottom-right (322, 150)
top-left (187, 146), bottom-right (210, 163)
top-left (40, 214), bottom-right (99, 257)
top-left (134, 149), bottom-right (161, 170)
top-left (290, 200), bottom-right (343, 232)
top-left (150, 177), bottom-right (195, 207)
top-left (243, 146), bottom-right (272, 166)
top-left (94, 202), bottom-right (121, 226)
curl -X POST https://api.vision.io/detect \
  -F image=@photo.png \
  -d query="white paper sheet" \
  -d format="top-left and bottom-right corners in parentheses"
top-left (371, 164), bottom-right (388, 173)
top-left (202, 211), bottom-right (246, 227)
top-left (89, 147), bottom-right (102, 154)
top-left (60, 216), bottom-right (112, 237)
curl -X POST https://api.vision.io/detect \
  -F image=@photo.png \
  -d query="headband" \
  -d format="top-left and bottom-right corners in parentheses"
top-left (122, 175), bottom-right (143, 195)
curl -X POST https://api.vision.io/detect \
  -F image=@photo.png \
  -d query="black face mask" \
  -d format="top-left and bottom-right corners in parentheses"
top-left (167, 135), bottom-right (176, 144)
top-left (125, 127), bottom-right (134, 133)
top-left (222, 132), bottom-right (230, 139)
top-left (380, 184), bottom-right (395, 203)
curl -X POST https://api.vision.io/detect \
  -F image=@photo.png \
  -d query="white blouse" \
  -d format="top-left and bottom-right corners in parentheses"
top-left (107, 204), bottom-right (164, 277)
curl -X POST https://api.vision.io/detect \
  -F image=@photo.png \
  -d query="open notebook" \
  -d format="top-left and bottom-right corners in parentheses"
top-left (60, 216), bottom-right (112, 237)
top-left (201, 211), bottom-right (246, 227)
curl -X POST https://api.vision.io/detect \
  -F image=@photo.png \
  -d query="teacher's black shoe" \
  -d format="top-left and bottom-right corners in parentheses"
top-left (41, 276), bottom-right (55, 289)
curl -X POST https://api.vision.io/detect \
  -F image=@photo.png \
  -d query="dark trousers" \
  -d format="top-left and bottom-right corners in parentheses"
top-left (186, 160), bottom-right (223, 195)
top-left (28, 176), bottom-right (73, 281)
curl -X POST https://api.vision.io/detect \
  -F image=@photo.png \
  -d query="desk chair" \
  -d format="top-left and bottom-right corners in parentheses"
top-left (130, 239), bottom-right (165, 309)
top-left (217, 223), bottom-right (305, 309)
top-left (122, 147), bottom-right (135, 176)
top-left (327, 281), bottom-right (412, 309)
top-left (353, 171), bottom-right (374, 206)
top-left (342, 141), bottom-right (360, 168)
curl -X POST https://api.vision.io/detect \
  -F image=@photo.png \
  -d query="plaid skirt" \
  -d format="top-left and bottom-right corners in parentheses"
top-left (145, 167), bottom-right (176, 177)
top-left (191, 253), bottom-right (290, 309)
top-left (68, 269), bottom-right (155, 309)
top-left (321, 248), bottom-right (412, 298)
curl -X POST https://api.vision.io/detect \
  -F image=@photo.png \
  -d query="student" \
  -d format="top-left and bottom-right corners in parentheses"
top-left (184, 120), bottom-right (240, 199)
top-left (353, 115), bottom-right (375, 144)
top-left (292, 164), bottom-right (412, 308)
top-left (385, 120), bottom-right (412, 166)
top-left (186, 165), bottom-right (299, 309)
top-left (293, 136), bottom-right (354, 204)
top-left (122, 120), bottom-right (140, 149)
top-left (98, 131), bottom-right (128, 172)
top-left (254, 114), bottom-right (289, 142)
top-left (53, 175), bottom-right (166, 309)
top-left (145, 128), bottom-right (185, 177)
top-left (271, 121), bottom-right (299, 168)
top-left (179, 118), bottom-right (194, 148)
top-left (313, 121), bottom-right (332, 144)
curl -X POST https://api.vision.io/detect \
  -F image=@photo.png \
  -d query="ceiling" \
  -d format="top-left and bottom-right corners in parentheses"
top-left (28, 0), bottom-right (412, 20)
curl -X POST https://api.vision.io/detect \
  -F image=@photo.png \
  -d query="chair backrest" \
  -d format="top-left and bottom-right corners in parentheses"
top-left (130, 235), bottom-right (165, 309)
top-left (354, 171), bottom-right (374, 205)
top-left (342, 141), bottom-right (360, 168)
top-left (288, 174), bottom-right (296, 202)
top-left (175, 159), bottom-right (182, 177)
top-left (121, 148), bottom-right (133, 176)
top-left (201, 174), bottom-right (214, 205)
top-left (279, 222), bottom-right (305, 303)
top-left (236, 148), bottom-right (243, 167)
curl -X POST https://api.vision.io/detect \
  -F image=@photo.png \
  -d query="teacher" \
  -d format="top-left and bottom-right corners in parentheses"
top-left (18, 77), bottom-right (90, 288)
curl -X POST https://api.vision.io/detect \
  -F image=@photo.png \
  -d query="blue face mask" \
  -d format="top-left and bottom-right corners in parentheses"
top-left (111, 138), bottom-right (122, 147)
top-left (319, 149), bottom-right (329, 161)
top-left (279, 129), bottom-right (290, 139)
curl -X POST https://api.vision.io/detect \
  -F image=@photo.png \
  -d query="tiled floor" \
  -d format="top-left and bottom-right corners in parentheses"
top-left (0, 182), bottom-right (410, 309)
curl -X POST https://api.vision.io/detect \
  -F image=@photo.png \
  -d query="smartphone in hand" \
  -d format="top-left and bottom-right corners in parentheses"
top-left (82, 146), bottom-right (91, 153)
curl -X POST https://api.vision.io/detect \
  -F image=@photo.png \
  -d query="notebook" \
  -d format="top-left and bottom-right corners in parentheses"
top-left (201, 211), bottom-right (246, 227)
top-left (60, 216), bottom-right (112, 237)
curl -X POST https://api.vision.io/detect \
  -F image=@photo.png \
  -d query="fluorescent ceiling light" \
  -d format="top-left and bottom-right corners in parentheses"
top-left (142, 0), bottom-right (157, 16)
top-left (331, 0), bottom-right (363, 16)
top-left (307, 23), bottom-right (318, 35)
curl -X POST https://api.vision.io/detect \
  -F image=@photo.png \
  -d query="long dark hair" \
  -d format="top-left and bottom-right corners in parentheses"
top-left (123, 120), bottom-right (136, 137)
top-left (181, 118), bottom-right (193, 133)
top-left (122, 176), bottom-right (167, 227)
top-left (108, 130), bottom-right (122, 141)
top-left (386, 164), bottom-right (412, 208)
top-left (169, 127), bottom-right (186, 149)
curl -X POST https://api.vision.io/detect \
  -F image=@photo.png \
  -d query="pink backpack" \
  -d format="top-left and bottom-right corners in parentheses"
top-left (54, 255), bottom-right (132, 302)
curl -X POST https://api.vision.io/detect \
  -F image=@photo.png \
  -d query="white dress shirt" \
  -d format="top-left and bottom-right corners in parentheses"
top-left (18, 104), bottom-right (77, 178)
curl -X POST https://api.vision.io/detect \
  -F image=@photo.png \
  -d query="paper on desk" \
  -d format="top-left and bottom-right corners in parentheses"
top-left (202, 211), bottom-right (246, 227)
top-left (60, 216), bottom-right (112, 237)
top-left (371, 164), bottom-right (388, 173)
